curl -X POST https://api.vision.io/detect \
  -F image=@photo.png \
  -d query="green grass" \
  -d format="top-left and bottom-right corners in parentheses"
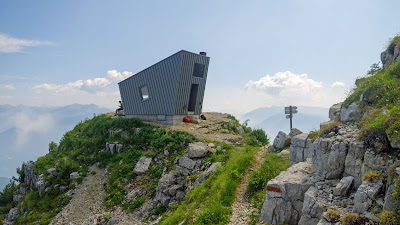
top-left (247, 152), bottom-right (290, 225)
top-left (159, 145), bottom-right (255, 225)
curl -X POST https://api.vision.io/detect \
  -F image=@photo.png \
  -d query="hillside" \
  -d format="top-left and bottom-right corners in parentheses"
top-left (0, 112), bottom-right (289, 225)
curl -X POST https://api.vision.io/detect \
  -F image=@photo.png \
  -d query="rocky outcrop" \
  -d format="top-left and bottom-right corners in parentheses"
top-left (195, 162), bottom-right (221, 185)
top-left (340, 102), bottom-right (361, 122)
top-left (260, 160), bottom-right (316, 225)
top-left (329, 102), bottom-right (342, 121)
top-left (312, 139), bottom-right (347, 179)
top-left (70, 172), bottom-right (80, 180)
top-left (188, 142), bottom-right (209, 158)
top-left (333, 176), bottom-right (353, 196)
top-left (273, 131), bottom-right (288, 149)
top-left (133, 156), bottom-right (152, 175)
top-left (35, 174), bottom-right (46, 193)
top-left (23, 161), bottom-right (39, 187)
top-left (381, 41), bottom-right (400, 68)
top-left (47, 168), bottom-right (58, 177)
top-left (288, 128), bottom-right (302, 138)
top-left (298, 186), bottom-right (329, 225)
top-left (7, 207), bottom-right (19, 222)
top-left (106, 142), bottom-right (124, 154)
top-left (353, 180), bottom-right (383, 213)
top-left (344, 141), bottom-right (366, 188)
top-left (289, 133), bottom-right (313, 165)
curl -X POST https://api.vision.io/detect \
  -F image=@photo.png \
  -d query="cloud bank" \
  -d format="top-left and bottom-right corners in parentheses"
top-left (0, 84), bottom-right (15, 90)
top-left (0, 33), bottom-right (52, 53)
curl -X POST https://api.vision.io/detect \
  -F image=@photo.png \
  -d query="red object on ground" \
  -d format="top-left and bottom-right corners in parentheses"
top-left (183, 117), bottom-right (191, 123)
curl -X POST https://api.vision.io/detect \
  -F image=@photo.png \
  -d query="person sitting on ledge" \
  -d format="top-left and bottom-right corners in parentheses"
top-left (115, 101), bottom-right (123, 116)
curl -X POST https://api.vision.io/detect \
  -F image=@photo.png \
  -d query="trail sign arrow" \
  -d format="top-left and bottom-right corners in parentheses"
top-left (286, 115), bottom-right (292, 119)
top-left (285, 106), bottom-right (297, 110)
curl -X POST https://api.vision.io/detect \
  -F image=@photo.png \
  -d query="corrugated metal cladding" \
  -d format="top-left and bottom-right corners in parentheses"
top-left (174, 51), bottom-right (209, 115)
top-left (118, 50), bottom-right (210, 116)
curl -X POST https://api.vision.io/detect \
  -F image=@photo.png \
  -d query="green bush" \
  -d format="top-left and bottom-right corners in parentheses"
top-left (342, 213), bottom-right (359, 225)
top-left (123, 196), bottom-right (145, 212)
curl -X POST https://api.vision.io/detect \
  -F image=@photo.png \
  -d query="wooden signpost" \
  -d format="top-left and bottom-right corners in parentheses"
top-left (285, 106), bottom-right (297, 130)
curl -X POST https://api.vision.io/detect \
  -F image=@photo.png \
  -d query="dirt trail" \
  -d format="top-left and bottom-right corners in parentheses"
top-left (227, 148), bottom-right (265, 225)
top-left (51, 165), bottom-right (107, 225)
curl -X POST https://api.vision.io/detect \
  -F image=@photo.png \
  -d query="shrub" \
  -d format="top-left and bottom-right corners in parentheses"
top-left (379, 210), bottom-right (397, 225)
top-left (326, 209), bottom-right (340, 222)
top-left (342, 213), bottom-right (359, 225)
top-left (362, 171), bottom-right (382, 182)
top-left (250, 129), bottom-right (269, 146)
top-left (122, 196), bottom-right (145, 212)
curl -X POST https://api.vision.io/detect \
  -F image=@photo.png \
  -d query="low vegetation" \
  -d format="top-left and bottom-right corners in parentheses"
top-left (341, 212), bottom-right (359, 225)
top-left (308, 121), bottom-right (342, 142)
top-left (326, 209), bottom-right (340, 222)
top-left (379, 210), bottom-right (397, 225)
top-left (247, 152), bottom-right (290, 225)
top-left (362, 171), bottom-right (382, 182)
top-left (159, 145), bottom-right (255, 225)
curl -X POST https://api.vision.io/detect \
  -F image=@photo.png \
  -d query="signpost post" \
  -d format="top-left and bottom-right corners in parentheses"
top-left (284, 106), bottom-right (297, 130)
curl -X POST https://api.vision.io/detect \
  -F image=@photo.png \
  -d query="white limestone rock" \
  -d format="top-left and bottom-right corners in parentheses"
top-left (133, 156), bottom-right (152, 175)
top-left (188, 142), bottom-right (209, 158)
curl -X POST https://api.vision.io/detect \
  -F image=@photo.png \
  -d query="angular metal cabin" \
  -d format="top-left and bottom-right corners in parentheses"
top-left (118, 50), bottom-right (210, 125)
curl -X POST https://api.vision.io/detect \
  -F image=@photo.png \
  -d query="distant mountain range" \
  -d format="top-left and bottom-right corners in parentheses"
top-left (238, 106), bottom-right (329, 140)
top-left (0, 177), bottom-right (11, 192)
top-left (0, 104), bottom-right (112, 178)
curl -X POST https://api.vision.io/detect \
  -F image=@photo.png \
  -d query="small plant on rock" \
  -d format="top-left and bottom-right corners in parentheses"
top-left (379, 210), bottom-right (397, 225)
top-left (326, 209), bottom-right (340, 222)
top-left (362, 170), bottom-right (382, 182)
top-left (342, 213), bottom-right (359, 225)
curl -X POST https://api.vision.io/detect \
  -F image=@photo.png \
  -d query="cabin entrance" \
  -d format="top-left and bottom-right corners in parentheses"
top-left (188, 84), bottom-right (199, 112)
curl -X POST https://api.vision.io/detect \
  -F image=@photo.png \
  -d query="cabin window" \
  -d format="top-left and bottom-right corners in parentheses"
top-left (140, 86), bottom-right (149, 101)
top-left (193, 63), bottom-right (205, 78)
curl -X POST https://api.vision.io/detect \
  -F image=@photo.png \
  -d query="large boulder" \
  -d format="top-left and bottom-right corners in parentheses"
top-left (333, 176), bottom-right (354, 196)
top-left (312, 138), bottom-right (348, 179)
top-left (260, 160), bottom-right (316, 225)
top-left (188, 142), bottom-right (209, 158)
top-left (133, 156), bottom-right (152, 175)
top-left (288, 128), bottom-right (302, 138)
top-left (344, 141), bottom-right (366, 189)
top-left (195, 162), bottom-right (222, 185)
top-left (47, 168), bottom-right (58, 177)
top-left (23, 161), bottom-right (39, 187)
top-left (340, 102), bottom-right (361, 122)
top-left (178, 156), bottom-right (196, 170)
top-left (35, 174), bottom-right (46, 193)
top-left (273, 131), bottom-right (289, 149)
top-left (7, 207), bottom-right (19, 221)
top-left (70, 172), bottom-right (80, 180)
top-left (329, 103), bottom-right (342, 121)
top-left (388, 137), bottom-right (400, 149)
top-left (298, 186), bottom-right (329, 225)
top-left (289, 133), bottom-right (313, 165)
top-left (353, 180), bottom-right (383, 213)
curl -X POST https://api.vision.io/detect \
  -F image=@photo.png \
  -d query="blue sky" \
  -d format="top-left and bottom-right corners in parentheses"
top-left (0, 0), bottom-right (399, 114)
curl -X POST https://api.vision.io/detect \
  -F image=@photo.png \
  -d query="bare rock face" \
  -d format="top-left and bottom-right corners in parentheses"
top-left (298, 186), bottom-right (328, 225)
top-left (188, 142), bottom-right (209, 158)
top-left (312, 138), bottom-right (348, 179)
top-left (7, 207), bottom-right (19, 222)
top-left (340, 102), bottom-right (361, 122)
top-left (260, 160), bottom-right (316, 225)
top-left (23, 161), bottom-right (39, 187)
top-left (273, 131), bottom-right (288, 149)
top-left (353, 180), bottom-right (383, 213)
top-left (70, 172), bottom-right (80, 180)
top-left (35, 174), bottom-right (46, 193)
top-left (288, 128), bottom-right (302, 138)
top-left (343, 141), bottom-right (366, 189)
top-left (329, 102), bottom-right (342, 121)
top-left (133, 156), bottom-right (152, 175)
top-left (289, 133), bottom-right (313, 165)
top-left (178, 156), bottom-right (196, 170)
top-left (333, 176), bottom-right (354, 196)
top-left (383, 183), bottom-right (397, 211)
top-left (195, 162), bottom-right (221, 185)
top-left (47, 168), bottom-right (58, 177)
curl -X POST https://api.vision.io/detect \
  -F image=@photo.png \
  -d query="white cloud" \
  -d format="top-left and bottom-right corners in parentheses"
top-left (245, 71), bottom-right (323, 96)
top-left (331, 81), bottom-right (345, 88)
top-left (0, 95), bottom-right (12, 99)
top-left (0, 33), bottom-right (52, 53)
top-left (202, 71), bottom-right (347, 114)
top-left (106, 70), bottom-right (134, 81)
top-left (10, 112), bottom-right (55, 146)
top-left (0, 84), bottom-right (15, 90)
